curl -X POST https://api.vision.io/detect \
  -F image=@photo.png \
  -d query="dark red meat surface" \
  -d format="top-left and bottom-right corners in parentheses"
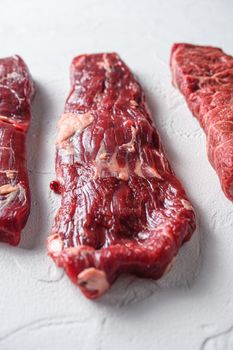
top-left (171, 43), bottom-right (233, 201)
top-left (0, 56), bottom-right (34, 245)
top-left (48, 53), bottom-right (196, 299)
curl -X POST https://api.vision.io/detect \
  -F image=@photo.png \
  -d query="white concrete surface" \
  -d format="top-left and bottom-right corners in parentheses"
top-left (0, 0), bottom-right (233, 349)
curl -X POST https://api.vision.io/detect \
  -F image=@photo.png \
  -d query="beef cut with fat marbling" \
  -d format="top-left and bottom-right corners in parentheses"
top-left (48, 53), bottom-right (196, 299)
top-left (171, 43), bottom-right (233, 201)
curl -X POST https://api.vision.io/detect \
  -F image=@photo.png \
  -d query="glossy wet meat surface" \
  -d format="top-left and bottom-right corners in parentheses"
top-left (0, 56), bottom-right (34, 245)
top-left (49, 53), bottom-right (196, 299)
top-left (171, 43), bottom-right (233, 201)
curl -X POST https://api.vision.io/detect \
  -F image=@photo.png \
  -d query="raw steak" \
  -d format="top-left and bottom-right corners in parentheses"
top-left (48, 53), bottom-right (196, 299)
top-left (0, 56), bottom-right (34, 245)
top-left (171, 43), bottom-right (233, 201)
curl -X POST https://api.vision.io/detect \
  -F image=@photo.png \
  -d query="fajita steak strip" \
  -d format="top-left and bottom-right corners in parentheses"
top-left (0, 56), bottom-right (34, 245)
top-left (171, 43), bottom-right (233, 201)
top-left (48, 53), bottom-right (196, 299)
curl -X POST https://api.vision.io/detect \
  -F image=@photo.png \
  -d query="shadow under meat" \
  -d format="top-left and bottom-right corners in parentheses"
top-left (19, 81), bottom-right (55, 250)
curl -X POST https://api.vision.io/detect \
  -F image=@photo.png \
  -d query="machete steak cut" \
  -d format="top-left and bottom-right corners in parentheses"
top-left (171, 43), bottom-right (233, 201)
top-left (48, 53), bottom-right (196, 299)
top-left (0, 56), bottom-right (34, 245)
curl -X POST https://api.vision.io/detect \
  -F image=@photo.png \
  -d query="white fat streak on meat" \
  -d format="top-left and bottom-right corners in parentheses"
top-left (94, 148), bottom-right (129, 181)
top-left (0, 115), bottom-right (30, 141)
top-left (172, 46), bottom-right (233, 92)
top-left (58, 144), bottom-right (75, 162)
top-left (48, 235), bottom-right (95, 263)
top-left (0, 184), bottom-right (26, 209)
top-left (0, 190), bottom-right (18, 209)
top-left (95, 140), bottom-right (108, 161)
top-left (130, 100), bottom-right (138, 107)
top-left (6, 71), bottom-right (24, 82)
top-left (0, 116), bottom-right (12, 122)
top-left (212, 137), bottom-right (233, 152)
top-left (208, 119), bottom-right (233, 133)
top-left (0, 146), bottom-right (16, 170)
top-left (47, 236), bottom-right (95, 269)
top-left (134, 157), bottom-right (144, 177)
top-left (159, 226), bottom-right (174, 241)
top-left (134, 154), bottom-right (162, 179)
top-left (154, 149), bottom-right (170, 172)
top-left (6, 170), bottom-right (17, 179)
top-left (206, 118), bottom-right (233, 152)
top-left (202, 106), bottom-right (230, 128)
top-left (119, 126), bottom-right (137, 152)
top-left (0, 115), bottom-right (27, 131)
top-left (145, 166), bottom-right (162, 179)
top-left (189, 68), bottom-right (233, 88)
top-left (145, 206), bottom-right (158, 229)
top-left (144, 210), bottom-right (175, 241)
top-left (181, 199), bottom-right (193, 211)
top-left (56, 112), bottom-right (94, 145)
top-left (94, 124), bottom-right (164, 181)
top-left (96, 54), bottom-right (111, 72)
top-left (0, 184), bottom-right (17, 195)
top-left (204, 107), bottom-right (233, 152)
top-left (99, 153), bottom-right (108, 160)
top-left (206, 119), bottom-right (225, 160)
top-left (137, 231), bottom-right (150, 240)
top-left (47, 234), bottom-right (63, 255)
top-left (63, 247), bottom-right (96, 269)
top-left (94, 124), bottom-right (136, 180)
top-left (77, 268), bottom-right (110, 297)
top-left (16, 184), bottom-right (26, 203)
top-left (0, 170), bottom-right (17, 178)
top-left (94, 150), bottom-right (163, 181)
top-left (0, 84), bottom-right (23, 105)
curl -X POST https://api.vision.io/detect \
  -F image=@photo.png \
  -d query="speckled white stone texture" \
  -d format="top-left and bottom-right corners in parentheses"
top-left (0, 0), bottom-right (233, 349)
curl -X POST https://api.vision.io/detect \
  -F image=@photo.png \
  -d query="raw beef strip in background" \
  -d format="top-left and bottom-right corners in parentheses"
top-left (0, 56), bottom-right (34, 245)
top-left (48, 53), bottom-right (196, 299)
top-left (171, 43), bottom-right (233, 201)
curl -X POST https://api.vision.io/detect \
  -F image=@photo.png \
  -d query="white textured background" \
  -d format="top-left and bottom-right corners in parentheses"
top-left (0, 0), bottom-right (233, 349)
